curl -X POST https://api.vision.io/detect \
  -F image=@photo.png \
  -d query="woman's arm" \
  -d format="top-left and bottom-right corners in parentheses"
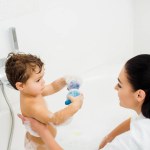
top-left (35, 124), bottom-right (63, 150)
top-left (99, 118), bottom-right (130, 149)
top-left (18, 114), bottom-right (63, 150)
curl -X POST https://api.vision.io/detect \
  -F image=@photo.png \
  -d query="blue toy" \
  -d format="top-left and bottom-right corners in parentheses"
top-left (65, 80), bottom-right (81, 105)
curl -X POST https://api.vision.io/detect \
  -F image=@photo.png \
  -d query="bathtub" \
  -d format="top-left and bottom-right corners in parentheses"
top-left (0, 63), bottom-right (136, 150)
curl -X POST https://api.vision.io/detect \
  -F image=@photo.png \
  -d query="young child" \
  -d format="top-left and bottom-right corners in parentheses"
top-left (5, 53), bottom-right (83, 150)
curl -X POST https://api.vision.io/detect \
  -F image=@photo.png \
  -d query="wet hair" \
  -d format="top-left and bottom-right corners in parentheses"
top-left (125, 54), bottom-right (150, 118)
top-left (5, 52), bottom-right (44, 90)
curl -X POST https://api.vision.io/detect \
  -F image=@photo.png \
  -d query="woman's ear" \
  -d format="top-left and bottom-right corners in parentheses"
top-left (136, 89), bottom-right (146, 103)
top-left (15, 82), bottom-right (24, 91)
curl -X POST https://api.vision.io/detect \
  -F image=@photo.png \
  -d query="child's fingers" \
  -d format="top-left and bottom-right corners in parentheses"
top-left (67, 93), bottom-right (84, 102)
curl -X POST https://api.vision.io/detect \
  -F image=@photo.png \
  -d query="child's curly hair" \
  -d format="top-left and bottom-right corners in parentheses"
top-left (5, 52), bottom-right (44, 90)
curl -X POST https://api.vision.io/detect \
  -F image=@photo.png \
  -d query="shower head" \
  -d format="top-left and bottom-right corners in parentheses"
top-left (9, 27), bottom-right (19, 53)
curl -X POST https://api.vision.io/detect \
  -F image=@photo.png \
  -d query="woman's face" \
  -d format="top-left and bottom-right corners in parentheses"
top-left (115, 67), bottom-right (140, 111)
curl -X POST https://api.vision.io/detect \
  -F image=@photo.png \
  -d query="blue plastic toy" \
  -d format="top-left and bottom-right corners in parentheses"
top-left (65, 80), bottom-right (81, 105)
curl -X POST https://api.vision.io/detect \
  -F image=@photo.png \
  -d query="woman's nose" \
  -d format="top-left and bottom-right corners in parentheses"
top-left (114, 84), bottom-right (118, 90)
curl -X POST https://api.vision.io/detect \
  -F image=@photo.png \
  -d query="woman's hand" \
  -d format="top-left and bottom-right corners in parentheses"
top-left (17, 114), bottom-right (47, 135)
top-left (99, 136), bottom-right (107, 149)
top-left (99, 135), bottom-right (112, 149)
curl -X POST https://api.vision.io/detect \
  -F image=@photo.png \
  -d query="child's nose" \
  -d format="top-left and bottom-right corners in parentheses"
top-left (41, 79), bottom-right (45, 85)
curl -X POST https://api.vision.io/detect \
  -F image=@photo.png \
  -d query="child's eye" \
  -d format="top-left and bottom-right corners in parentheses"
top-left (36, 79), bottom-right (40, 82)
top-left (117, 83), bottom-right (122, 88)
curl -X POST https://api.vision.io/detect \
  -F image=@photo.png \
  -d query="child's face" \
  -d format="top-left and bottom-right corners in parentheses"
top-left (114, 67), bottom-right (139, 111)
top-left (22, 66), bottom-right (45, 96)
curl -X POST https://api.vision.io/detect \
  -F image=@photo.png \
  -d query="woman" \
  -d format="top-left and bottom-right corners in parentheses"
top-left (99, 54), bottom-right (150, 149)
top-left (19, 54), bottom-right (150, 150)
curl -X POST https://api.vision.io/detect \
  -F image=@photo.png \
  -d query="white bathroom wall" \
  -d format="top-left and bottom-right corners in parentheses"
top-left (133, 0), bottom-right (150, 54)
top-left (20, 0), bottom-right (134, 78)
top-left (0, 0), bottom-right (134, 76)
top-left (0, 0), bottom-right (134, 150)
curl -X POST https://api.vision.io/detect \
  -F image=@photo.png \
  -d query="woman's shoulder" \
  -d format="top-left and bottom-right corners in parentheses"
top-left (128, 114), bottom-right (150, 149)
top-left (131, 113), bottom-right (150, 124)
top-left (131, 113), bottom-right (150, 131)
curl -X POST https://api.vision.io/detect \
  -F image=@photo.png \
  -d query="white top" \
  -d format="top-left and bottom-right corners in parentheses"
top-left (103, 114), bottom-right (150, 150)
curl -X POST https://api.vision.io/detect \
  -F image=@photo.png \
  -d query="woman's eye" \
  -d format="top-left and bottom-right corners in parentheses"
top-left (117, 83), bottom-right (122, 88)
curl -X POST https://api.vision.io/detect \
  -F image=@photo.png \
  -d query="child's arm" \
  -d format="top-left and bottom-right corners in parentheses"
top-left (49, 95), bottom-right (83, 125)
top-left (99, 118), bottom-right (130, 149)
top-left (42, 77), bottom-right (66, 96)
top-left (30, 94), bottom-right (83, 125)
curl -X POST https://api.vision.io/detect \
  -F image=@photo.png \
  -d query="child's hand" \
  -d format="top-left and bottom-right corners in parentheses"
top-left (67, 93), bottom-right (84, 109)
